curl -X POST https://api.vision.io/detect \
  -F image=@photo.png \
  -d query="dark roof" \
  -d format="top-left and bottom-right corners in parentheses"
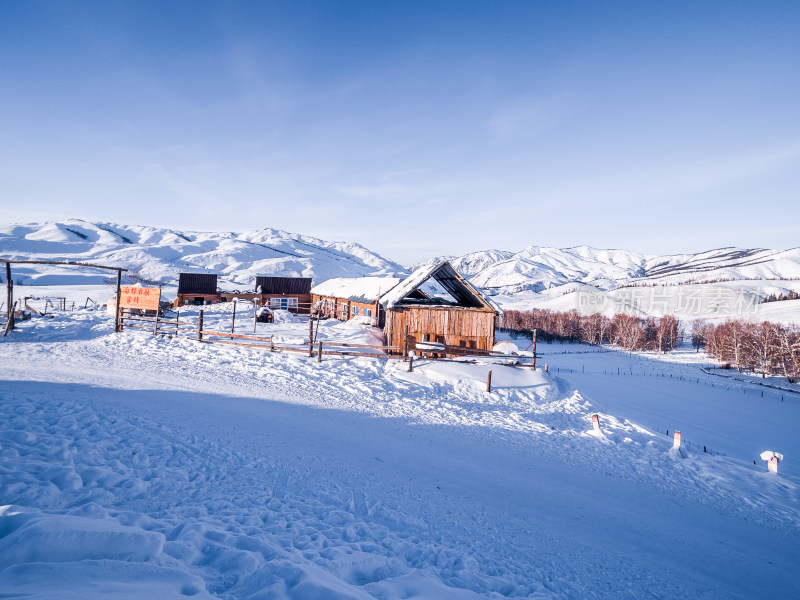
top-left (177, 273), bottom-right (218, 295)
top-left (255, 276), bottom-right (312, 295)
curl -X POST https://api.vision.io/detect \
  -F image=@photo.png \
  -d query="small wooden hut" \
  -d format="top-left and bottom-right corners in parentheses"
top-left (381, 261), bottom-right (499, 352)
top-left (312, 261), bottom-right (498, 352)
top-left (176, 273), bottom-right (219, 305)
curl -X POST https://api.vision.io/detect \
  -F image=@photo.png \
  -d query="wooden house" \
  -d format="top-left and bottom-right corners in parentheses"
top-left (219, 276), bottom-right (313, 313)
top-left (311, 277), bottom-right (402, 326)
top-left (176, 273), bottom-right (219, 306)
top-left (257, 276), bottom-right (312, 313)
top-left (380, 261), bottom-right (499, 353)
top-left (313, 262), bottom-right (498, 353)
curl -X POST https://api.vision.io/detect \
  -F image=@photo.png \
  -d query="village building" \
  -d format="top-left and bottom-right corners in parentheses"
top-left (380, 261), bottom-right (499, 353)
top-left (175, 273), bottom-right (220, 306)
top-left (311, 277), bottom-right (402, 326)
top-left (257, 276), bottom-right (312, 312)
top-left (312, 261), bottom-right (499, 353)
top-left (218, 276), bottom-right (313, 313)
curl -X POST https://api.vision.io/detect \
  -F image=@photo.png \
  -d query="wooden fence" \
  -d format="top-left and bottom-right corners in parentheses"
top-left (119, 309), bottom-right (535, 367)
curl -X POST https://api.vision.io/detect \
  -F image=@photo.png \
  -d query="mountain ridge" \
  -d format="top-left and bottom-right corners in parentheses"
top-left (2, 219), bottom-right (799, 293)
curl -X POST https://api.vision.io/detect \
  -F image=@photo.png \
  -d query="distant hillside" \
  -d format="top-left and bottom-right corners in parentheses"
top-left (424, 246), bottom-right (800, 294)
top-left (3, 220), bottom-right (800, 315)
top-left (0, 220), bottom-right (407, 288)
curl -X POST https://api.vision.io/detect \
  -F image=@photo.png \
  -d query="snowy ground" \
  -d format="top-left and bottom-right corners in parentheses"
top-left (1, 307), bottom-right (799, 599)
top-left (493, 281), bottom-right (800, 325)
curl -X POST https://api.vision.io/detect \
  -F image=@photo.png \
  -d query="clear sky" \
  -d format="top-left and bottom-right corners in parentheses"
top-left (2, 0), bottom-right (799, 265)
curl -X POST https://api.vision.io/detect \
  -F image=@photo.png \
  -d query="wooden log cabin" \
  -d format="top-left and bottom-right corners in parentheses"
top-left (311, 277), bottom-right (402, 326)
top-left (380, 261), bottom-right (499, 353)
top-left (175, 273), bottom-right (220, 305)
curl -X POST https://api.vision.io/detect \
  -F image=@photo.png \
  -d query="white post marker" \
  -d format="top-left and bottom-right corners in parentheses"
top-left (592, 414), bottom-right (600, 432)
top-left (760, 451), bottom-right (783, 474)
top-left (673, 430), bottom-right (682, 450)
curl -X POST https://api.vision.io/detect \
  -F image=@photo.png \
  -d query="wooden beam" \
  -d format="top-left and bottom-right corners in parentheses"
top-left (0, 259), bottom-right (127, 272)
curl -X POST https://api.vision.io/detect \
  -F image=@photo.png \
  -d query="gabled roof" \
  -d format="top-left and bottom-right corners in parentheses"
top-left (380, 261), bottom-right (500, 313)
top-left (311, 277), bottom-right (403, 304)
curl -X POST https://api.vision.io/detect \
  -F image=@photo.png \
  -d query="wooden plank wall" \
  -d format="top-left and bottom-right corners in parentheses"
top-left (385, 306), bottom-right (495, 351)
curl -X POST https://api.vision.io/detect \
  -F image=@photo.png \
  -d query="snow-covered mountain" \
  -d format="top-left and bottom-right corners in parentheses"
top-left (0, 220), bottom-right (407, 288)
top-left (438, 245), bottom-right (800, 293)
top-left (3, 220), bottom-right (800, 300)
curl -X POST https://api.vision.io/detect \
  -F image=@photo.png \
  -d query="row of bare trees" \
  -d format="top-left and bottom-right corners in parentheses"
top-left (692, 320), bottom-right (800, 382)
top-left (497, 309), bottom-right (680, 353)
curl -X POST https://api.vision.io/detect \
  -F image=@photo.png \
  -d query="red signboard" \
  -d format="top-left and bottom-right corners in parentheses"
top-left (119, 286), bottom-right (161, 311)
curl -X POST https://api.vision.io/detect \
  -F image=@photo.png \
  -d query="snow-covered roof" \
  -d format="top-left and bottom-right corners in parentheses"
top-left (311, 277), bottom-right (402, 304)
top-left (380, 260), bottom-right (500, 313)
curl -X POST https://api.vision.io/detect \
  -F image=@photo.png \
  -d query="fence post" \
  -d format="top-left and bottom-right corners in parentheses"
top-left (113, 269), bottom-right (121, 333)
top-left (768, 456), bottom-right (779, 474)
top-left (270, 335), bottom-right (274, 351)
top-left (175, 311), bottom-right (180, 337)
top-left (154, 308), bottom-right (159, 335)
top-left (308, 318), bottom-right (313, 356)
top-left (408, 356), bottom-right (413, 372)
top-left (403, 325), bottom-right (409, 361)
top-left (486, 370), bottom-right (492, 392)
top-left (592, 414), bottom-right (601, 432)
top-left (317, 341), bottom-right (322, 362)
top-left (3, 260), bottom-right (13, 336)
top-left (531, 328), bottom-right (537, 370)
top-left (230, 299), bottom-right (237, 338)
top-left (197, 310), bottom-right (204, 341)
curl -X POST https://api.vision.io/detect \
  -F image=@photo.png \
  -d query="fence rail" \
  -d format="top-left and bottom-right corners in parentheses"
top-left (118, 310), bottom-right (534, 367)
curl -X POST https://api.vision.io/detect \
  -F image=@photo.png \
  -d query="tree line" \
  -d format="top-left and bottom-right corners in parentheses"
top-left (692, 320), bottom-right (800, 382)
top-left (497, 309), bottom-right (680, 353)
top-left (497, 308), bottom-right (800, 383)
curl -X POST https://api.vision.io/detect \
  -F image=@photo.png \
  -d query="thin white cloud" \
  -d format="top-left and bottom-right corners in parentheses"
top-left (487, 94), bottom-right (574, 145)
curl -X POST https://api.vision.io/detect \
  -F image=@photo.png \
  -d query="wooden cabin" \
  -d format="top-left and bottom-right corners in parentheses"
top-left (311, 277), bottom-right (402, 327)
top-left (219, 276), bottom-right (313, 314)
top-left (381, 261), bottom-right (499, 353)
top-left (313, 262), bottom-right (498, 353)
top-left (176, 273), bottom-right (220, 305)
top-left (257, 276), bottom-right (312, 313)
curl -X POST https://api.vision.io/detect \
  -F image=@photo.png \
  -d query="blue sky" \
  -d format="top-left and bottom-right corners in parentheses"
top-left (1, 1), bottom-right (798, 265)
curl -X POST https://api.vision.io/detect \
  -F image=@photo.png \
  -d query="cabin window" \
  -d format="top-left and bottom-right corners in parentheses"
top-left (352, 306), bottom-right (359, 316)
top-left (363, 308), bottom-right (372, 317)
top-left (270, 297), bottom-right (299, 310)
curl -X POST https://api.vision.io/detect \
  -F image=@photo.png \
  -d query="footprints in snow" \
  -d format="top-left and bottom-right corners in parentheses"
top-left (271, 469), bottom-right (289, 500)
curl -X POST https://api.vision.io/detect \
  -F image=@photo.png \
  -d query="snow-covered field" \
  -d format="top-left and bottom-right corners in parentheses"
top-left (1, 307), bottom-right (799, 598)
top-left (494, 281), bottom-right (800, 325)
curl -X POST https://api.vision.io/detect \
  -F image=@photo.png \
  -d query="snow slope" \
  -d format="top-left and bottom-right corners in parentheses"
top-left (0, 220), bottom-right (406, 288)
top-left (1, 308), bottom-right (799, 598)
